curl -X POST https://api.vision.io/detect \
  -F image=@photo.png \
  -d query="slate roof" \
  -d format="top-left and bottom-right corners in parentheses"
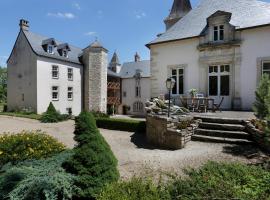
top-left (119, 60), bottom-right (150, 78)
top-left (23, 30), bottom-right (83, 64)
top-left (165, 0), bottom-right (192, 21)
top-left (107, 68), bottom-right (120, 78)
top-left (148, 0), bottom-right (270, 46)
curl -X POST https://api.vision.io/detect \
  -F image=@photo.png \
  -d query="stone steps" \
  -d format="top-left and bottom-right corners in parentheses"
top-left (194, 116), bottom-right (244, 124)
top-left (199, 122), bottom-right (245, 131)
top-left (192, 135), bottom-right (253, 145)
top-left (192, 116), bottom-right (252, 144)
top-left (195, 128), bottom-right (250, 140)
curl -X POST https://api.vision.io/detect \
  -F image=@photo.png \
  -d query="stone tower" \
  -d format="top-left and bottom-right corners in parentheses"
top-left (164, 0), bottom-right (192, 30)
top-left (109, 51), bottom-right (121, 73)
top-left (82, 40), bottom-right (108, 113)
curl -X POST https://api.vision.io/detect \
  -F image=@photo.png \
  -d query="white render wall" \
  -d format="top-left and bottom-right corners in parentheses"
top-left (240, 26), bottom-right (270, 110)
top-left (36, 57), bottom-right (82, 115)
top-left (7, 31), bottom-right (38, 112)
top-left (150, 38), bottom-right (200, 98)
top-left (121, 77), bottom-right (151, 115)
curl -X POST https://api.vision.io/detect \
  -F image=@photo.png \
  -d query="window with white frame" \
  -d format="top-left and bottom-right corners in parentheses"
top-left (171, 68), bottom-right (184, 95)
top-left (52, 65), bottom-right (59, 79)
top-left (67, 87), bottom-right (73, 101)
top-left (68, 68), bottom-right (73, 81)
top-left (52, 86), bottom-right (59, 101)
top-left (214, 25), bottom-right (224, 41)
top-left (47, 45), bottom-right (54, 54)
top-left (262, 61), bottom-right (270, 76)
top-left (133, 101), bottom-right (143, 112)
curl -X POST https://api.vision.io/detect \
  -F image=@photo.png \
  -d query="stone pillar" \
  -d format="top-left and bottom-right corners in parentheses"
top-left (82, 41), bottom-right (108, 113)
top-left (232, 47), bottom-right (242, 110)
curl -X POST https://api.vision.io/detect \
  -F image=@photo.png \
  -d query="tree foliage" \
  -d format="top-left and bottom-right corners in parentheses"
top-left (63, 112), bottom-right (119, 199)
top-left (0, 67), bottom-right (7, 103)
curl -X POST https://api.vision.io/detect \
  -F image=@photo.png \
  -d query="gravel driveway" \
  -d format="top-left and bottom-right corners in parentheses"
top-left (0, 115), bottom-right (261, 179)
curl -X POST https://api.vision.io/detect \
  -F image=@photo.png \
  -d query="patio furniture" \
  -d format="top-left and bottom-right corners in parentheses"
top-left (181, 97), bottom-right (215, 112)
top-left (213, 97), bottom-right (224, 112)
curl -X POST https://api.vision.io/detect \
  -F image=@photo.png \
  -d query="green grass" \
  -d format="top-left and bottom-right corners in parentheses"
top-left (0, 112), bottom-right (41, 120)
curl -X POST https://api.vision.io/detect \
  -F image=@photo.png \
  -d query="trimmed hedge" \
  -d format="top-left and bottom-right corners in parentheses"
top-left (0, 112), bottom-right (41, 120)
top-left (96, 118), bottom-right (146, 133)
top-left (63, 112), bottom-right (119, 199)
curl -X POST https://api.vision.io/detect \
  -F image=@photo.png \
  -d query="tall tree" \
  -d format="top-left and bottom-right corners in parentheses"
top-left (0, 67), bottom-right (7, 103)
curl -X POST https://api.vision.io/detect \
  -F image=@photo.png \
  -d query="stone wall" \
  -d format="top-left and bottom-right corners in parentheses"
top-left (245, 121), bottom-right (270, 153)
top-left (146, 114), bottom-right (196, 150)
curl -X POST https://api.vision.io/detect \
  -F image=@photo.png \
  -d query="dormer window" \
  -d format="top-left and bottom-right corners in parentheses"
top-left (214, 25), bottom-right (224, 41)
top-left (57, 43), bottom-right (71, 58)
top-left (48, 45), bottom-right (54, 54)
top-left (63, 50), bottom-right (68, 58)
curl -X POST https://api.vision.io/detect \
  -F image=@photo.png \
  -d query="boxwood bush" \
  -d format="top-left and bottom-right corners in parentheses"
top-left (0, 130), bottom-right (66, 167)
top-left (63, 112), bottom-right (119, 199)
top-left (0, 151), bottom-right (77, 200)
top-left (96, 118), bottom-right (146, 133)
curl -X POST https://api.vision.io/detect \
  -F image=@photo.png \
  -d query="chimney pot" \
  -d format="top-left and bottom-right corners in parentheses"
top-left (19, 19), bottom-right (29, 31)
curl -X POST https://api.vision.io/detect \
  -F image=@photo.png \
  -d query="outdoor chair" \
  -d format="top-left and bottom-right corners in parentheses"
top-left (198, 98), bottom-right (207, 113)
top-left (213, 97), bottom-right (224, 112)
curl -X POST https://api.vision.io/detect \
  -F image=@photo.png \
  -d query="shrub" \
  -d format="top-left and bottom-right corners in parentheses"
top-left (0, 130), bottom-right (66, 167)
top-left (40, 102), bottom-right (70, 123)
top-left (168, 161), bottom-right (270, 200)
top-left (98, 178), bottom-right (170, 200)
top-left (63, 112), bottom-right (119, 199)
top-left (253, 74), bottom-right (270, 119)
top-left (0, 151), bottom-right (77, 200)
top-left (91, 111), bottom-right (110, 118)
top-left (96, 118), bottom-right (146, 133)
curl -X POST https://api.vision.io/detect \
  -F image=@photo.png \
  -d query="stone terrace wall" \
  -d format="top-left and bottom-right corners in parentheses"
top-left (146, 114), bottom-right (195, 150)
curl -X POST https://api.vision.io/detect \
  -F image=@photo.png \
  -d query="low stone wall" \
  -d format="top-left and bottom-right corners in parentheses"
top-left (146, 114), bottom-right (197, 150)
top-left (245, 121), bottom-right (270, 153)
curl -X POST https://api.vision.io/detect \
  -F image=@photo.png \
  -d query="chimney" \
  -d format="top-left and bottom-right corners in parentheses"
top-left (135, 52), bottom-right (140, 62)
top-left (19, 19), bottom-right (29, 31)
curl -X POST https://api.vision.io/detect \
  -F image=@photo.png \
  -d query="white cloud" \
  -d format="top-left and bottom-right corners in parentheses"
top-left (47, 12), bottom-right (75, 19)
top-left (72, 3), bottom-right (81, 10)
top-left (84, 32), bottom-right (97, 36)
top-left (135, 11), bottom-right (146, 19)
top-left (97, 10), bottom-right (103, 18)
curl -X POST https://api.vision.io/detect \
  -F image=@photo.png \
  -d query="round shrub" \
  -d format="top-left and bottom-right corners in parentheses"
top-left (63, 112), bottom-right (119, 199)
top-left (0, 130), bottom-right (66, 167)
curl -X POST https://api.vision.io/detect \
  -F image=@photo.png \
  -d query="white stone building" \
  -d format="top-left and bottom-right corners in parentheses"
top-left (119, 54), bottom-right (151, 115)
top-left (147, 0), bottom-right (270, 110)
top-left (7, 20), bottom-right (108, 115)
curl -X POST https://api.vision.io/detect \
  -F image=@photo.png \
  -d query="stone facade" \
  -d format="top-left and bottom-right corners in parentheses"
top-left (83, 43), bottom-right (108, 113)
top-left (146, 114), bottom-right (197, 150)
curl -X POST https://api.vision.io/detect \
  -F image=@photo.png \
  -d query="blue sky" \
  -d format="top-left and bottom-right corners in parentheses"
top-left (0, 0), bottom-right (269, 67)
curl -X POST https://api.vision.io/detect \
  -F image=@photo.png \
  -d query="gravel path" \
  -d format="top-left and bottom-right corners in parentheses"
top-left (0, 115), bottom-right (261, 179)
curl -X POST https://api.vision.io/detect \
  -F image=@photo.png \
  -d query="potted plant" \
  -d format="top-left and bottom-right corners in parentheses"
top-left (189, 89), bottom-right (198, 98)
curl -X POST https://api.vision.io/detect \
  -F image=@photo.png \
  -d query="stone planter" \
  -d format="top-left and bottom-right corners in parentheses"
top-left (146, 114), bottom-right (198, 150)
top-left (245, 121), bottom-right (270, 153)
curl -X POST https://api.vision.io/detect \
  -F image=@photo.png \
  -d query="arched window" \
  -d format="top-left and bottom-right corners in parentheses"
top-left (133, 101), bottom-right (144, 112)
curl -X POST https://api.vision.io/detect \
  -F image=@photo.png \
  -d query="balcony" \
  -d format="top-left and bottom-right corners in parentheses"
top-left (107, 97), bottom-right (121, 105)
top-left (107, 82), bottom-right (120, 90)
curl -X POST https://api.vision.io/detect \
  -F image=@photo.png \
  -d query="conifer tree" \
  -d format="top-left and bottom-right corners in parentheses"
top-left (253, 74), bottom-right (270, 119)
top-left (63, 112), bottom-right (119, 199)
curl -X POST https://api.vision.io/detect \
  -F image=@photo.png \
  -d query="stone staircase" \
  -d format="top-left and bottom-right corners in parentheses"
top-left (192, 116), bottom-right (253, 144)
